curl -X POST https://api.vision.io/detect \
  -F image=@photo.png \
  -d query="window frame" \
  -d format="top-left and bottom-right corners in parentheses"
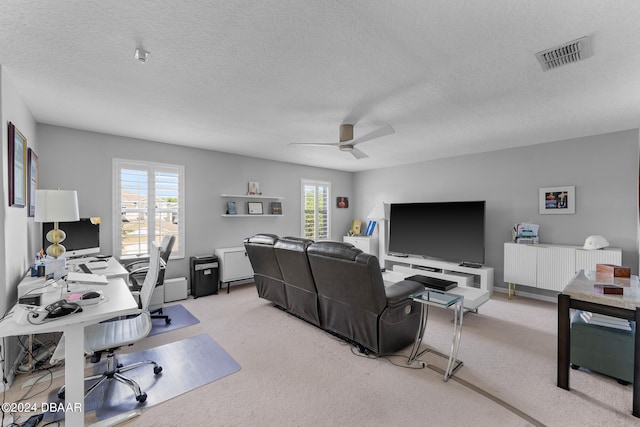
top-left (113, 158), bottom-right (185, 259)
top-left (301, 179), bottom-right (331, 241)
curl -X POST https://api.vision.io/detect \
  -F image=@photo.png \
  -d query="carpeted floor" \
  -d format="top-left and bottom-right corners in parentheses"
top-left (43, 333), bottom-right (240, 423)
top-left (3, 283), bottom-right (638, 426)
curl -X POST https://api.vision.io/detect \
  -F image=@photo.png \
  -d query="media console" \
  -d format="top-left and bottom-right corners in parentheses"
top-left (381, 253), bottom-right (494, 312)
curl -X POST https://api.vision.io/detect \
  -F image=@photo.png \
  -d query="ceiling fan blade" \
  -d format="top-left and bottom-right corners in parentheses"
top-left (288, 142), bottom-right (340, 147)
top-left (350, 147), bottom-right (368, 159)
top-left (350, 124), bottom-right (395, 147)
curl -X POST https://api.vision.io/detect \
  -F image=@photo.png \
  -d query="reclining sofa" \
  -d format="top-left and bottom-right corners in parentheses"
top-left (244, 234), bottom-right (424, 355)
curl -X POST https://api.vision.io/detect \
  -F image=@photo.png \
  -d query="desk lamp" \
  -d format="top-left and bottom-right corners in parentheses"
top-left (34, 189), bottom-right (80, 258)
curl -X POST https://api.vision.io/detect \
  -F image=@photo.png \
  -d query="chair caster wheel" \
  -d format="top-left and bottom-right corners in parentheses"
top-left (136, 392), bottom-right (147, 403)
top-left (154, 366), bottom-right (163, 375)
top-left (570, 363), bottom-right (580, 370)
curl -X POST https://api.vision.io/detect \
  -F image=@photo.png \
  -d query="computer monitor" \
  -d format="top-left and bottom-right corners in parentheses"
top-left (42, 217), bottom-right (100, 258)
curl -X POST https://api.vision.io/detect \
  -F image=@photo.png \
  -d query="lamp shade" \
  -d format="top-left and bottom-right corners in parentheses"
top-left (366, 202), bottom-right (386, 220)
top-left (34, 189), bottom-right (80, 223)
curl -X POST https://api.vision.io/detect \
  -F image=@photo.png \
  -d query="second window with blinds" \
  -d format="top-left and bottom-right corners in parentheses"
top-left (301, 179), bottom-right (330, 241)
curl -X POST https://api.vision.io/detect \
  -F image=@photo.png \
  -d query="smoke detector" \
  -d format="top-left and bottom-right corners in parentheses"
top-left (535, 36), bottom-right (592, 71)
top-left (134, 48), bottom-right (150, 63)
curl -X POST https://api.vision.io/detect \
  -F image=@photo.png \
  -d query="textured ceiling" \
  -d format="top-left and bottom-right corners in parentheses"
top-left (2, 1), bottom-right (640, 172)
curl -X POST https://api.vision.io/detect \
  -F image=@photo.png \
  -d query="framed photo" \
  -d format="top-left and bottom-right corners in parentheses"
top-left (248, 181), bottom-right (261, 195)
top-left (8, 122), bottom-right (27, 208)
top-left (337, 197), bottom-right (349, 208)
top-left (27, 148), bottom-right (38, 217)
top-left (247, 202), bottom-right (263, 215)
top-left (270, 201), bottom-right (282, 215)
top-left (539, 186), bottom-right (575, 214)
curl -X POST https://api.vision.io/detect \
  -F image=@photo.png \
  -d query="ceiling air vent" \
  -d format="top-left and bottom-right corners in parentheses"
top-left (535, 36), bottom-right (593, 71)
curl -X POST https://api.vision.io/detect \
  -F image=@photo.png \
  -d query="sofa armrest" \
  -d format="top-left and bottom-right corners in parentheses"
top-left (385, 280), bottom-right (424, 307)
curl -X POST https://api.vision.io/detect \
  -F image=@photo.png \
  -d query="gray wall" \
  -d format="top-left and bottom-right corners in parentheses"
top-left (1, 66), bottom-right (40, 384)
top-left (353, 129), bottom-right (640, 295)
top-left (36, 124), bottom-right (354, 281)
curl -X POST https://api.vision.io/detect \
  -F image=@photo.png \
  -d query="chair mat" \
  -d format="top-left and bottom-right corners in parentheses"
top-left (148, 303), bottom-right (200, 336)
top-left (45, 333), bottom-right (240, 422)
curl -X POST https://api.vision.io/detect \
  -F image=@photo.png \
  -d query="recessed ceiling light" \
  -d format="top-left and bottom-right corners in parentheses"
top-left (134, 48), bottom-right (150, 63)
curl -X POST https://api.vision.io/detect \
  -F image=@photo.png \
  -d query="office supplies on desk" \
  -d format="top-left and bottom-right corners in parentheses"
top-left (87, 260), bottom-right (109, 270)
top-left (66, 271), bottom-right (109, 285)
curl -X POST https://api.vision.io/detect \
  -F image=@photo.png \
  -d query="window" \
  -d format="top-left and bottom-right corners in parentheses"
top-left (301, 179), bottom-right (330, 240)
top-left (113, 159), bottom-right (185, 258)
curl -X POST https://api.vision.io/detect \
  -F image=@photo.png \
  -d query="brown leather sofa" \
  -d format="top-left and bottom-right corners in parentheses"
top-left (244, 234), bottom-right (423, 355)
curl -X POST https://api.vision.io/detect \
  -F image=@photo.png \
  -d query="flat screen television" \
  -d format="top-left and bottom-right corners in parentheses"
top-left (42, 218), bottom-right (100, 258)
top-left (388, 201), bottom-right (485, 265)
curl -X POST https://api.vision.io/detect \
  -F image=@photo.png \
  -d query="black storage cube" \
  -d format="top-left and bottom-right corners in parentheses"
top-left (190, 255), bottom-right (219, 298)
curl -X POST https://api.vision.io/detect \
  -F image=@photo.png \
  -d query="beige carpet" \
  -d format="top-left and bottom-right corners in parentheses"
top-left (4, 284), bottom-right (637, 426)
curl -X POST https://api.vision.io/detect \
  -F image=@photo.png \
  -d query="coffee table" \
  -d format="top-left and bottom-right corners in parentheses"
top-left (408, 288), bottom-right (464, 381)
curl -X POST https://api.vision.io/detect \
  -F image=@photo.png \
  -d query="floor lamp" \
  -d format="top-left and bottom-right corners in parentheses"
top-left (34, 189), bottom-right (80, 258)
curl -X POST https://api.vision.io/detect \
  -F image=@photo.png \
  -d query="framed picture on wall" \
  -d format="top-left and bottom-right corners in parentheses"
top-left (248, 202), bottom-right (263, 215)
top-left (539, 186), bottom-right (575, 214)
top-left (8, 122), bottom-right (27, 208)
top-left (27, 148), bottom-right (38, 217)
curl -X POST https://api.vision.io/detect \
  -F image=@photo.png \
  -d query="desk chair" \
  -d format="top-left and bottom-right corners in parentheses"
top-left (126, 235), bottom-right (175, 325)
top-left (58, 242), bottom-right (164, 403)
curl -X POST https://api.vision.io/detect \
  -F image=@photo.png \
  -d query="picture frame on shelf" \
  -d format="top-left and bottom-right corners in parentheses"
top-left (8, 122), bottom-right (27, 208)
top-left (248, 181), bottom-right (261, 195)
top-left (226, 201), bottom-right (237, 215)
top-left (539, 185), bottom-right (575, 214)
top-left (248, 202), bottom-right (263, 215)
top-left (27, 148), bottom-right (38, 217)
top-left (270, 201), bottom-right (282, 215)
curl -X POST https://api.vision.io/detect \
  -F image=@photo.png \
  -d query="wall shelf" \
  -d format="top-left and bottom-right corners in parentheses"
top-left (221, 194), bottom-right (283, 199)
top-left (221, 194), bottom-right (284, 216)
top-left (221, 214), bottom-right (283, 218)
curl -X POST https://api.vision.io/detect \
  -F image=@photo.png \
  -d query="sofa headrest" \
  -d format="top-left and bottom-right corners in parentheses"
top-left (244, 233), bottom-right (279, 246)
top-left (307, 241), bottom-right (363, 261)
top-left (275, 236), bottom-right (313, 252)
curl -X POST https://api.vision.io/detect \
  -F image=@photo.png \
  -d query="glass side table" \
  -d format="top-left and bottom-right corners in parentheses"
top-left (408, 289), bottom-right (464, 381)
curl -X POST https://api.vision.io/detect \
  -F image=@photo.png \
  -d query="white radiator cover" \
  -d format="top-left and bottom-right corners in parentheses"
top-left (164, 277), bottom-right (188, 302)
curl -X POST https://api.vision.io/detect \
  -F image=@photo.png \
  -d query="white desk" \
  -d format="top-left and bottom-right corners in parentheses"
top-left (0, 275), bottom-right (138, 427)
top-left (65, 256), bottom-right (129, 280)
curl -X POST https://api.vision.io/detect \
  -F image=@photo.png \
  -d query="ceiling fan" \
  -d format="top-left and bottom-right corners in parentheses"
top-left (289, 124), bottom-right (395, 159)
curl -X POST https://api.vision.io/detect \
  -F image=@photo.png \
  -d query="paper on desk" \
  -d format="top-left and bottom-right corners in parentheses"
top-left (66, 272), bottom-right (109, 285)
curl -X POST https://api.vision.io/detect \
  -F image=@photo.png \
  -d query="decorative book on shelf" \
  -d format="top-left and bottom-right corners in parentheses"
top-left (270, 202), bottom-right (282, 215)
top-left (226, 201), bottom-right (237, 215)
top-left (365, 221), bottom-right (376, 236)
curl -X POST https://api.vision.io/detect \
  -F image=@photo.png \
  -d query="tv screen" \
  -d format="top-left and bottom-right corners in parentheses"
top-left (42, 218), bottom-right (100, 258)
top-left (388, 201), bottom-right (485, 265)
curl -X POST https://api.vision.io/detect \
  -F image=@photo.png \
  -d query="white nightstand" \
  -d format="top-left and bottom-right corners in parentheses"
top-left (343, 236), bottom-right (379, 256)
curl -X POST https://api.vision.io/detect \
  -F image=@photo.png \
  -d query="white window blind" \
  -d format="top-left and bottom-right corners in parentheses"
top-left (114, 159), bottom-right (185, 258)
top-left (302, 180), bottom-right (330, 240)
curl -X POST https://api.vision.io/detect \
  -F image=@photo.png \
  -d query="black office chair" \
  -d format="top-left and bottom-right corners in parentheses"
top-left (126, 235), bottom-right (175, 325)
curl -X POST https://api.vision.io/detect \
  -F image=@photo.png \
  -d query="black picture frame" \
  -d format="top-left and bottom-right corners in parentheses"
top-left (27, 148), bottom-right (38, 217)
top-left (8, 122), bottom-right (27, 208)
top-left (247, 202), bottom-right (263, 215)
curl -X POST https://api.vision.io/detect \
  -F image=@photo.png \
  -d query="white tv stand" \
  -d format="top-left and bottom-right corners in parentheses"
top-left (381, 254), bottom-right (494, 312)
